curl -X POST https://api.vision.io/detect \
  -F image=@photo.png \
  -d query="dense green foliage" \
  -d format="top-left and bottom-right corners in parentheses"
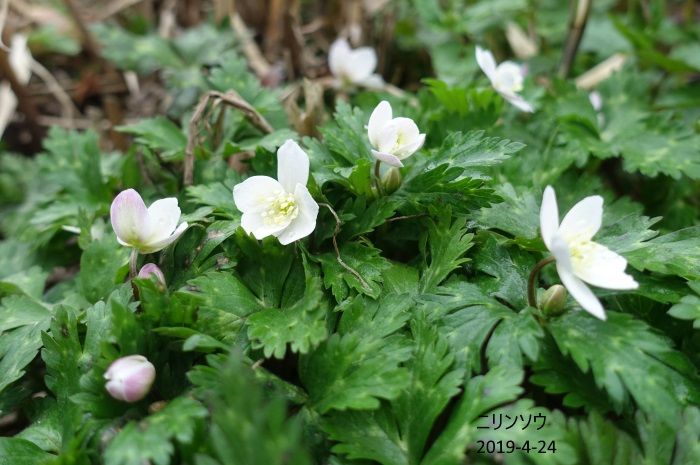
top-left (1, 1), bottom-right (699, 464)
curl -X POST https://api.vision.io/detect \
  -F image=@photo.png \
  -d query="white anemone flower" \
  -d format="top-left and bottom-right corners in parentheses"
top-left (540, 186), bottom-right (638, 320)
top-left (329, 38), bottom-right (383, 88)
top-left (233, 140), bottom-right (319, 245)
top-left (367, 100), bottom-right (425, 167)
top-left (0, 35), bottom-right (33, 137)
top-left (110, 189), bottom-right (188, 254)
top-left (475, 46), bottom-right (534, 113)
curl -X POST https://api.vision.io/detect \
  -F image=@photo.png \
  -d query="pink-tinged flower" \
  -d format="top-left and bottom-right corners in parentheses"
top-left (475, 46), bottom-right (534, 113)
top-left (104, 355), bottom-right (156, 402)
top-left (233, 140), bottom-right (319, 245)
top-left (367, 100), bottom-right (425, 167)
top-left (137, 263), bottom-right (166, 287)
top-left (329, 38), bottom-right (383, 88)
top-left (110, 189), bottom-right (188, 254)
top-left (540, 186), bottom-right (638, 320)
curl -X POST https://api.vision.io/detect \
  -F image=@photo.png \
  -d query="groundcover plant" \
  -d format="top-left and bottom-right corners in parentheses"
top-left (0, 1), bottom-right (699, 464)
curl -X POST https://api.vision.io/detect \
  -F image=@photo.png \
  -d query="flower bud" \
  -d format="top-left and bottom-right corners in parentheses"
top-left (382, 167), bottom-right (402, 193)
top-left (540, 284), bottom-right (567, 317)
top-left (104, 355), bottom-right (156, 402)
top-left (137, 263), bottom-right (166, 288)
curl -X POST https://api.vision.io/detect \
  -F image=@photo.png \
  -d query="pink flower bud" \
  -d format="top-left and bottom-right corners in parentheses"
top-left (104, 355), bottom-right (156, 402)
top-left (137, 263), bottom-right (166, 288)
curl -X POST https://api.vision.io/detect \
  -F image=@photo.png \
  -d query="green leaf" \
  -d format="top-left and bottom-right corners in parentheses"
top-left (531, 338), bottom-right (615, 413)
top-left (424, 281), bottom-right (513, 373)
top-left (486, 308), bottom-right (545, 371)
top-left (104, 397), bottom-right (208, 465)
top-left (0, 266), bottom-right (47, 300)
top-left (322, 316), bottom-right (464, 465)
top-left (185, 271), bottom-right (263, 344)
top-left (473, 231), bottom-right (534, 308)
top-left (77, 235), bottom-right (129, 303)
top-left (547, 312), bottom-right (700, 426)
top-left (419, 213), bottom-right (473, 292)
top-left (299, 295), bottom-right (412, 413)
top-left (189, 352), bottom-right (312, 465)
top-left (0, 437), bottom-right (52, 465)
top-left (0, 296), bottom-right (51, 393)
top-left (668, 282), bottom-right (700, 328)
top-left (118, 117), bottom-right (187, 162)
top-left (247, 260), bottom-right (327, 358)
top-left (626, 226), bottom-right (700, 280)
top-left (186, 181), bottom-right (241, 219)
top-left (318, 241), bottom-right (391, 300)
top-left (477, 183), bottom-right (540, 240)
top-left (429, 130), bottom-right (525, 174)
top-left (422, 366), bottom-right (524, 465)
top-left (566, 412), bottom-right (643, 465)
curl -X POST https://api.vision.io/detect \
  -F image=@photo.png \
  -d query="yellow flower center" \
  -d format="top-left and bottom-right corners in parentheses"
top-left (565, 231), bottom-right (596, 271)
top-left (261, 191), bottom-right (299, 225)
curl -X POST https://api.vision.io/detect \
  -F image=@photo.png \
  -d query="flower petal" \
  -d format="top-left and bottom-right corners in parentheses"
top-left (138, 222), bottom-right (188, 254)
top-left (501, 91), bottom-right (535, 112)
top-left (346, 47), bottom-right (377, 83)
top-left (558, 194), bottom-right (603, 242)
top-left (146, 198), bottom-right (181, 243)
top-left (276, 185), bottom-right (319, 245)
top-left (556, 264), bottom-right (606, 320)
top-left (540, 186), bottom-right (559, 250)
top-left (371, 150), bottom-right (404, 167)
top-left (241, 211), bottom-right (290, 240)
top-left (374, 121), bottom-right (399, 154)
top-left (233, 176), bottom-right (284, 213)
top-left (368, 101), bottom-right (393, 148)
top-left (475, 46), bottom-right (497, 82)
top-left (392, 117), bottom-right (422, 158)
top-left (277, 139), bottom-right (309, 192)
top-left (328, 38), bottom-right (351, 77)
top-left (571, 241), bottom-right (639, 290)
top-left (494, 61), bottom-right (525, 93)
top-left (111, 189), bottom-right (149, 246)
top-left (396, 133), bottom-right (426, 159)
top-left (358, 73), bottom-right (384, 89)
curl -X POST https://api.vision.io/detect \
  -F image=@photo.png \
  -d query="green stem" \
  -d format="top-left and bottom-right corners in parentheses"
top-left (129, 248), bottom-right (139, 280)
top-left (527, 256), bottom-right (556, 308)
top-left (374, 160), bottom-right (385, 196)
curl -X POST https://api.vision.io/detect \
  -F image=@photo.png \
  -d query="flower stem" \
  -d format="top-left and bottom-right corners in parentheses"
top-left (527, 256), bottom-right (556, 308)
top-left (373, 160), bottom-right (384, 196)
top-left (129, 249), bottom-right (139, 280)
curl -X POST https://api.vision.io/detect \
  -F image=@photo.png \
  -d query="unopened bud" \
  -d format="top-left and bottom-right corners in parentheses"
top-left (137, 263), bottom-right (166, 289)
top-left (382, 167), bottom-right (402, 193)
top-left (540, 284), bottom-right (567, 316)
top-left (104, 355), bottom-right (156, 402)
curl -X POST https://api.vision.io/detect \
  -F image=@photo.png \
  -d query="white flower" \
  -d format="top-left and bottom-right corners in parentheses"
top-left (0, 35), bottom-right (33, 137)
top-left (367, 100), bottom-right (425, 167)
top-left (329, 38), bottom-right (383, 88)
top-left (233, 140), bottom-right (319, 245)
top-left (589, 91), bottom-right (605, 126)
top-left (110, 189), bottom-right (188, 254)
top-left (104, 355), bottom-right (156, 402)
top-left (540, 186), bottom-right (638, 320)
top-left (475, 46), bottom-right (534, 113)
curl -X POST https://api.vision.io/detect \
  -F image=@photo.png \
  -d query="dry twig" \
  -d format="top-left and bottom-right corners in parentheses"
top-left (558, 0), bottom-right (592, 78)
top-left (184, 90), bottom-right (273, 186)
top-left (320, 202), bottom-right (372, 293)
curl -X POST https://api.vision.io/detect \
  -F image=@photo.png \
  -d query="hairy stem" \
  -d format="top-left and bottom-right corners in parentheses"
top-left (129, 249), bottom-right (139, 280)
top-left (527, 256), bottom-right (556, 308)
top-left (374, 160), bottom-right (385, 196)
